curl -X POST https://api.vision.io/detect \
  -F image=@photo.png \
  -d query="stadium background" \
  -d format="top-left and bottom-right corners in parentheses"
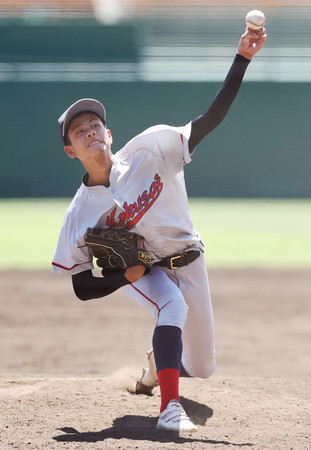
top-left (1, 0), bottom-right (311, 198)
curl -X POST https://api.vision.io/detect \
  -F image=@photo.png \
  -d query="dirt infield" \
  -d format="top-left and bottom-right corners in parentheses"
top-left (0, 269), bottom-right (310, 449)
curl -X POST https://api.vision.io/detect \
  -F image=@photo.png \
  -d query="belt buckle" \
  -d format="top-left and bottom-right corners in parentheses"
top-left (170, 254), bottom-right (182, 269)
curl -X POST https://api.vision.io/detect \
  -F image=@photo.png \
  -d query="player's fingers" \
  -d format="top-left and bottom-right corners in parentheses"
top-left (254, 31), bottom-right (268, 45)
top-left (245, 30), bottom-right (267, 48)
top-left (243, 26), bottom-right (266, 40)
top-left (240, 30), bottom-right (258, 46)
top-left (256, 27), bottom-right (267, 39)
top-left (251, 36), bottom-right (267, 54)
top-left (258, 33), bottom-right (268, 42)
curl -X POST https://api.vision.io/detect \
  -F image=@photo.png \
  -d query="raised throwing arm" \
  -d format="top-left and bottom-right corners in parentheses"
top-left (188, 27), bottom-right (267, 153)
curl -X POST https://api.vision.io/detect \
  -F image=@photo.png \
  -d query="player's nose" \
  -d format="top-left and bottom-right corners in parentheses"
top-left (87, 129), bottom-right (96, 137)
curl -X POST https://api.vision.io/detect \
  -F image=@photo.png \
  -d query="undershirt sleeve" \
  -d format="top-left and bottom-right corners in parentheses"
top-left (72, 270), bottom-right (130, 301)
top-left (188, 54), bottom-right (251, 153)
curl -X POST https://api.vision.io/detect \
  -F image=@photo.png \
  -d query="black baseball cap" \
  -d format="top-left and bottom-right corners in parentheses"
top-left (58, 98), bottom-right (106, 143)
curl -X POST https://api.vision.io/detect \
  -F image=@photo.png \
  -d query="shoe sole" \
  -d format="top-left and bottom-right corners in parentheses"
top-left (157, 422), bottom-right (198, 433)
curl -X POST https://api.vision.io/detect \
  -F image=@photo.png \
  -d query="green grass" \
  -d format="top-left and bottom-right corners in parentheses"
top-left (190, 199), bottom-right (311, 268)
top-left (0, 199), bottom-right (70, 270)
top-left (0, 198), bottom-right (310, 269)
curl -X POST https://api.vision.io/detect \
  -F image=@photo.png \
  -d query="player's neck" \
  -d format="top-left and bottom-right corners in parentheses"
top-left (83, 156), bottom-right (113, 188)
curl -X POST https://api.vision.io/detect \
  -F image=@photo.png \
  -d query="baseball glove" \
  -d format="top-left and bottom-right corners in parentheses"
top-left (83, 227), bottom-right (152, 275)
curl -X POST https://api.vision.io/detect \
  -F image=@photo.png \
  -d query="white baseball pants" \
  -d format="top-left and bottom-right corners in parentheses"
top-left (122, 252), bottom-right (215, 378)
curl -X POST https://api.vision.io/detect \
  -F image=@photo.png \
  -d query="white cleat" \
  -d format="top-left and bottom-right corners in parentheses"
top-left (157, 399), bottom-right (198, 433)
top-left (135, 348), bottom-right (159, 396)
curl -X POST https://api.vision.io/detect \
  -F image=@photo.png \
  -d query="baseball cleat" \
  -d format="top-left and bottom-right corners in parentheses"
top-left (135, 348), bottom-right (159, 396)
top-left (156, 399), bottom-right (198, 433)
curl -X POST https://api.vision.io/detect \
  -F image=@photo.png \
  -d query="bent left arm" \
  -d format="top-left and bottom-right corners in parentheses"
top-left (71, 265), bottom-right (146, 301)
top-left (188, 27), bottom-right (267, 153)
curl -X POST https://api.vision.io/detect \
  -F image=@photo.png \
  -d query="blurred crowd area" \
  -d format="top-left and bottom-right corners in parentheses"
top-left (1, 0), bottom-right (311, 20)
top-left (1, 1), bottom-right (311, 82)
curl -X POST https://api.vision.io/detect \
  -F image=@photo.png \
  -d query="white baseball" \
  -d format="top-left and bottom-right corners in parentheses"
top-left (245, 10), bottom-right (265, 30)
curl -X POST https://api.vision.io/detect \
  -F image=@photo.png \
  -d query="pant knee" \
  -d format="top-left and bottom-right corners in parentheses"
top-left (199, 360), bottom-right (216, 379)
top-left (182, 355), bottom-right (216, 379)
top-left (157, 295), bottom-right (188, 330)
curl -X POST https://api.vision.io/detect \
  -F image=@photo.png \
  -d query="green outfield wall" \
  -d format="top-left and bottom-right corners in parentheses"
top-left (0, 22), bottom-right (310, 198)
top-left (1, 80), bottom-right (310, 198)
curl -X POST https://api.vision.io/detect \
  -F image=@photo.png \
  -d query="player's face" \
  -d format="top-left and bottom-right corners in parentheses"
top-left (64, 112), bottom-right (112, 161)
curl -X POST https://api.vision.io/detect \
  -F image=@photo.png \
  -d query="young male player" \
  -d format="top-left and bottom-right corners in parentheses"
top-left (53, 26), bottom-right (267, 432)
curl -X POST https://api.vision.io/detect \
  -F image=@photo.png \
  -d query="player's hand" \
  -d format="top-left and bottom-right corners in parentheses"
top-left (124, 236), bottom-right (148, 282)
top-left (237, 27), bottom-right (267, 60)
top-left (125, 265), bottom-right (146, 283)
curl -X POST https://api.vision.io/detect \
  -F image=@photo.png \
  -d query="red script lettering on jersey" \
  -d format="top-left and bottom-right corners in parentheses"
top-left (106, 173), bottom-right (163, 229)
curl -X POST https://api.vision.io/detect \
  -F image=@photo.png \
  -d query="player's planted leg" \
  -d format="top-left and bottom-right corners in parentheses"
top-left (152, 325), bottom-right (197, 433)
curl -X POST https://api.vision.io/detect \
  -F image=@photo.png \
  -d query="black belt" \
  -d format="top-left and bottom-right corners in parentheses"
top-left (156, 250), bottom-right (201, 270)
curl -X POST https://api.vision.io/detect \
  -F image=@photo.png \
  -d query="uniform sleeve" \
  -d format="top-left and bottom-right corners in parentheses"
top-left (137, 122), bottom-right (192, 173)
top-left (52, 208), bottom-right (94, 275)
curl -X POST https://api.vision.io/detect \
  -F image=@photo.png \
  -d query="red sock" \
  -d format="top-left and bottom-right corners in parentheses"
top-left (157, 368), bottom-right (180, 413)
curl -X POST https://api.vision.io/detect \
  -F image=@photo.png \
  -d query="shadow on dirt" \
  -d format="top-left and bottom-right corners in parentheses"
top-left (53, 398), bottom-right (253, 447)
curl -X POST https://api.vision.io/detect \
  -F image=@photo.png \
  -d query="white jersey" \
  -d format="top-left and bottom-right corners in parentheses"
top-left (52, 123), bottom-right (203, 275)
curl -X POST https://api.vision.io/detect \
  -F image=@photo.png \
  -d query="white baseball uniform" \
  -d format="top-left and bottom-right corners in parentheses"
top-left (53, 122), bottom-right (215, 378)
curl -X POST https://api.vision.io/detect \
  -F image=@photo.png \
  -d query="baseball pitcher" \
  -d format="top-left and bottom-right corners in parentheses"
top-left (53, 25), bottom-right (267, 433)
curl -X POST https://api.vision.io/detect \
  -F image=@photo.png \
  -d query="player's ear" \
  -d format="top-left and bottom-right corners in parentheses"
top-left (107, 128), bottom-right (113, 144)
top-left (64, 145), bottom-right (77, 159)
